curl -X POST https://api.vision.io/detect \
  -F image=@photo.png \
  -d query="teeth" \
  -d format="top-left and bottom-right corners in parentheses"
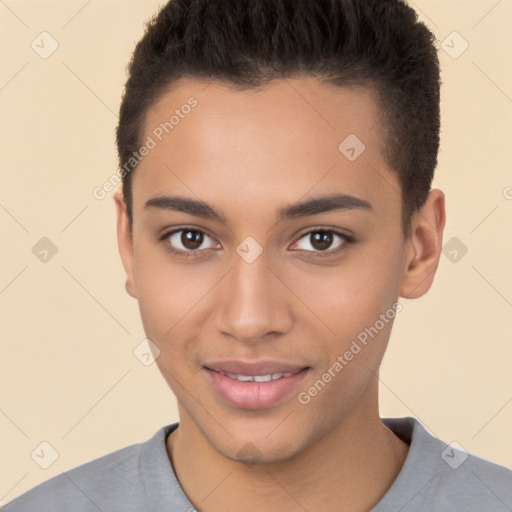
top-left (253, 375), bottom-right (272, 382)
top-left (226, 373), bottom-right (253, 382)
top-left (222, 372), bottom-right (294, 382)
top-left (272, 373), bottom-right (293, 380)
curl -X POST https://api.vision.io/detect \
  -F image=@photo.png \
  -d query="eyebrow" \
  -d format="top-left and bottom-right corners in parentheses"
top-left (144, 193), bottom-right (373, 224)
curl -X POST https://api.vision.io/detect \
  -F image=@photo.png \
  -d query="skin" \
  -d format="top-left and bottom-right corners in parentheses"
top-left (113, 76), bottom-right (445, 512)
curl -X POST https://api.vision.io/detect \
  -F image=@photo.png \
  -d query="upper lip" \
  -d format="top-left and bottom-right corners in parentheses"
top-left (204, 360), bottom-right (309, 376)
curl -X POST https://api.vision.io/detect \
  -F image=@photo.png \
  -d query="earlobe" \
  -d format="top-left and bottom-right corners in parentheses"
top-left (113, 186), bottom-right (137, 299)
top-left (400, 189), bottom-right (446, 299)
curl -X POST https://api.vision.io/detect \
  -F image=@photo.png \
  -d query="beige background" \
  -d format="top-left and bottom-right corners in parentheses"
top-left (1, 0), bottom-right (511, 504)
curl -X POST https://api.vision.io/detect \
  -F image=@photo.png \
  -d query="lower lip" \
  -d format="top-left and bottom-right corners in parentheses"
top-left (204, 368), bottom-right (310, 410)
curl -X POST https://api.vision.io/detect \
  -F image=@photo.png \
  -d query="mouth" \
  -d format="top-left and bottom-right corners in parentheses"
top-left (203, 361), bottom-right (311, 410)
top-left (215, 371), bottom-right (297, 383)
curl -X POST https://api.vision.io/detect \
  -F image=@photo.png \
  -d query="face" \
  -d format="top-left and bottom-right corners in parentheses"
top-left (114, 77), bottom-right (443, 464)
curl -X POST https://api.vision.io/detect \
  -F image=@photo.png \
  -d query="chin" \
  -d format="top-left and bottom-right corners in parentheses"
top-left (208, 428), bottom-right (308, 466)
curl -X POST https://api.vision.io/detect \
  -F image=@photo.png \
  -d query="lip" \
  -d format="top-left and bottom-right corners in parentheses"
top-left (204, 360), bottom-right (308, 376)
top-left (203, 360), bottom-right (310, 410)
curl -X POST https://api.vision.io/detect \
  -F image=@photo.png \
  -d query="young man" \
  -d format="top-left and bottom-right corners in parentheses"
top-left (3, 0), bottom-right (512, 511)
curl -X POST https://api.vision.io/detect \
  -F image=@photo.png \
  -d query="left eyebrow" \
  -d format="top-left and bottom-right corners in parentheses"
top-left (277, 193), bottom-right (373, 222)
top-left (143, 193), bottom-right (373, 224)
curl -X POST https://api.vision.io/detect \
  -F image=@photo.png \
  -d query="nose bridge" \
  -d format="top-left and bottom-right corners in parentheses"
top-left (214, 246), bottom-right (292, 341)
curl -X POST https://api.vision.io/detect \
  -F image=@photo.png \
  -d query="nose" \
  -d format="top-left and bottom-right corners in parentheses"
top-left (213, 248), bottom-right (294, 344)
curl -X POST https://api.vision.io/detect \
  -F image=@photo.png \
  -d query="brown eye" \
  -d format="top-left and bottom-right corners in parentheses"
top-left (161, 228), bottom-right (219, 256)
top-left (292, 229), bottom-right (351, 255)
top-left (180, 230), bottom-right (204, 250)
top-left (310, 231), bottom-right (334, 251)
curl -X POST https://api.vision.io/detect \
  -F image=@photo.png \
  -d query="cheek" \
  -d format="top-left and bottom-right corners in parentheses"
top-left (293, 283), bottom-right (400, 422)
top-left (132, 244), bottom-right (218, 368)
top-left (286, 246), bottom-right (403, 339)
top-left (286, 244), bottom-right (404, 395)
top-left (132, 243), bottom-right (188, 338)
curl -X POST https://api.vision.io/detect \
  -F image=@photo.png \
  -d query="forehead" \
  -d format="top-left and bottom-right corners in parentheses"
top-left (132, 77), bottom-right (400, 221)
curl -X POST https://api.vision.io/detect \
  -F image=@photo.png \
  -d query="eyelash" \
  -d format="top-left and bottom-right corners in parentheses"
top-left (158, 227), bottom-right (354, 259)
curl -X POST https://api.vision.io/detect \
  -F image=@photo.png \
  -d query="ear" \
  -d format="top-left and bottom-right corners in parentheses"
top-left (400, 189), bottom-right (446, 299)
top-left (113, 185), bottom-right (137, 299)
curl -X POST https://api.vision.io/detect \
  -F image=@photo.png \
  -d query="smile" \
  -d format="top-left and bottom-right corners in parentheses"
top-left (218, 371), bottom-right (295, 382)
top-left (204, 366), bottom-right (310, 410)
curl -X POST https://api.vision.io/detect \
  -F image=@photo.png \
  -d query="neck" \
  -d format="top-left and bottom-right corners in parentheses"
top-left (166, 390), bottom-right (409, 512)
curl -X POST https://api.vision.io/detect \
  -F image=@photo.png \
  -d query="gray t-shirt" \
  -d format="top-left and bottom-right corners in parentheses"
top-left (2, 417), bottom-right (512, 511)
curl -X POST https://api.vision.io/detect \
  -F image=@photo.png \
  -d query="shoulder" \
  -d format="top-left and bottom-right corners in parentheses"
top-left (1, 425), bottom-right (176, 512)
top-left (379, 417), bottom-right (512, 511)
top-left (433, 443), bottom-right (512, 509)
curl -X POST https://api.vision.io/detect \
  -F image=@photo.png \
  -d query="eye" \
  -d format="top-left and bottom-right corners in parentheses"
top-left (291, 229), bottom-right (352, 256)
top-left (159, 227), bottom-right (353, 259)
top-left (160, 228), bottom-right (219, 257)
